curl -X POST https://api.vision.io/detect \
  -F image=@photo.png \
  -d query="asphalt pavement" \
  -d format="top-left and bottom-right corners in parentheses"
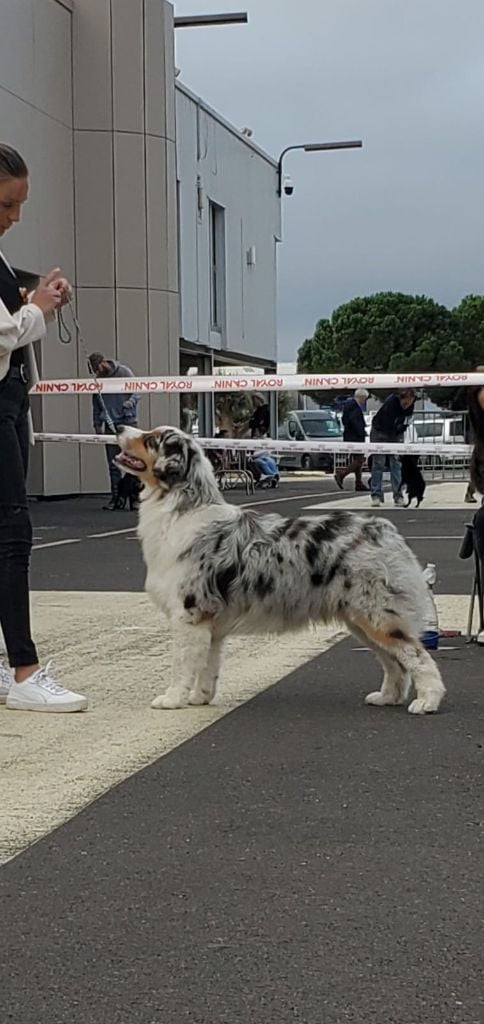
top-left (30, 477), bottom-right (473, 593)
top-left (1, 475), bottom-right (483, 1024)
top-left (1, 638), bottom-right (482, 1024)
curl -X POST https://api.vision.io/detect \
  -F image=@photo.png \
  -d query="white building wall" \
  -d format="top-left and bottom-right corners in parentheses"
top-left (176, 85), bottom-right (281, 366)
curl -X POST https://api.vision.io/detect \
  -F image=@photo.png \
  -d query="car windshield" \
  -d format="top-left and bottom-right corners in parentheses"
top-left (300, 417), bottom-right (342, 438)
top-left (414, 421), bottom-right (444, 438)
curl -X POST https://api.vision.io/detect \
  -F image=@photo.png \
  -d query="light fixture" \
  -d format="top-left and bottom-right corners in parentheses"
top-left (277, 139), bottom-right (363, 196)
top-left (174, 12), bottom-right (248, 28)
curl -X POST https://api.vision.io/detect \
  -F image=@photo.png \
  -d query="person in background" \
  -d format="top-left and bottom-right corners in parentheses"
top-left (0, 141), bottom-right (87, 712)
top-left (334, 387), bottom-right (369, 492)
top-left (369, 389), bottom-right (416, 507)
top-left (248, 392), bottom-right (270, 438)
top-left (467, 383), bottom-right (484, 499)
top-left (89, 352), bottom-right (141, 510)
top-left (247, 449), bottom-right (280, 488)
top-left (451, 366), bottom-right (484, 504)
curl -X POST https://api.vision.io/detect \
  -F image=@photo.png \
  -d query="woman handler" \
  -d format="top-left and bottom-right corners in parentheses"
top-left (0, 143), bottom-right (87, 712)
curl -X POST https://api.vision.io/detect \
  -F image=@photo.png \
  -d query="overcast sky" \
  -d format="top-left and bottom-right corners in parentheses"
top-left (174, 0), bottom-right (484, 360)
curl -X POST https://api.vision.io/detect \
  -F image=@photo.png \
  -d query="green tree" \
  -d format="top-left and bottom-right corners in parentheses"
top-left (453, 295), bottom-right (484, 367)
top-left (297, 291), bottom-right (475, 406)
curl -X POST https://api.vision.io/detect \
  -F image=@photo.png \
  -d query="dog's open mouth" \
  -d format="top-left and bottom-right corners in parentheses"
top-left (115, 452), bottom-right (146, 472)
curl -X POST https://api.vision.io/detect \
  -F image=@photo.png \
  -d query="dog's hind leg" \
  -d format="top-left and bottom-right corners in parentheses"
top-left (350, 624), bottom-right (410, 706)
top-left (189, 637), bottom-right (224, 705)
top-left (152, 624), bottom-right (213, 709)
top-left (347, 615), bottom-right (445, 714)
top-left (364, 655), bottom-right (411, 707)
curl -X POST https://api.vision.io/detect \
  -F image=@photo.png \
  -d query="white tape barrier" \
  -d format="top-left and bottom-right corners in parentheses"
top-left (30, 370), bottom-right (484, 396)
top-left (34, 433), bottom-right (472, 457)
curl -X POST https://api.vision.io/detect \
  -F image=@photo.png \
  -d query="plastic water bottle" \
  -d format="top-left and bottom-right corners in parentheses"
top-left (421, 563), bottom-right (439, 650)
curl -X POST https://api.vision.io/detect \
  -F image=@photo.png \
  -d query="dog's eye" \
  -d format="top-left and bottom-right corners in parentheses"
top-left (163, 438), bottom-right (184, 457)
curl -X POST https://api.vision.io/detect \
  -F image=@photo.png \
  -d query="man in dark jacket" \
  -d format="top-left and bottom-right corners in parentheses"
top-left (450, 366), bottom-right (484, 503)
top-left (334, 388), bottom-right (369, 491)
top-left (248, 392), bottom-right (270, 438)
top-left (89, 352), bottom-right (141, 509)
top-left (369, 389), bottom-right (416, 507)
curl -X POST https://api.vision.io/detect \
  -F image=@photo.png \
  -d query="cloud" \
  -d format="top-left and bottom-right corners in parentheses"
top-left (174, 0), bottom-right (484, 358)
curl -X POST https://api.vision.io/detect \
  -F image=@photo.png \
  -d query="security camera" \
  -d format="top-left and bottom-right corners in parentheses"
top-left (283, 175), bottom-right (294, 196)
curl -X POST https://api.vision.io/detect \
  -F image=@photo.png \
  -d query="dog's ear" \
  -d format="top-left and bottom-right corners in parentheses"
top-left (183, 439), bottom-right (222, 503)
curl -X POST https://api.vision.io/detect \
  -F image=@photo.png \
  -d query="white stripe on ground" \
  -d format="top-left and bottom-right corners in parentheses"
top-left (33, 528), bottom-right (137, 550)
top-left (0, 593), bottom-right (469, 865)
top-left (33, 538), bottom-right (83, 550)
top-left (87, 527), bottom-right (136, 539)
top-left (242, 490), bottom-right (329, 508)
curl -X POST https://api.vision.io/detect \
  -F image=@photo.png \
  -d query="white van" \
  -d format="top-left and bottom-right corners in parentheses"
top-left (406, 415), bottom-right (467, 465)
top-left (278, 409), bottom-right (342, 470)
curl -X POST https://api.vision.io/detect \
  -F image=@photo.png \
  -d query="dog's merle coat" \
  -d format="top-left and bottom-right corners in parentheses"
top-left (116, 426), bottom-right (445, 714)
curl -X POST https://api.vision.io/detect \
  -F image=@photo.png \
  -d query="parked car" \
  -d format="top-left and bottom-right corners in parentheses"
top-left (278, 409), bottom-right (342, 470)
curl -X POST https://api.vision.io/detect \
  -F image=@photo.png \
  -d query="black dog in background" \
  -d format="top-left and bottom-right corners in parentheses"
top-left (368, 454), bottom-right (426, 507)
top-left (400, 455), bottom-right (426, 507)
top-left (117, 472), bottom-right (141, 510)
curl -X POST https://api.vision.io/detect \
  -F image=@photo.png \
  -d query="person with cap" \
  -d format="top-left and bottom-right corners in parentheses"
top-left (88, 352), bottom-right (141, 510)
top-left (248, 392), bottom-right (270, 438)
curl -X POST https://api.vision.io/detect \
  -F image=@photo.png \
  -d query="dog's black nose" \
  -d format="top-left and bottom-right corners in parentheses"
top-left (115, 425), bottom-right (125, 437)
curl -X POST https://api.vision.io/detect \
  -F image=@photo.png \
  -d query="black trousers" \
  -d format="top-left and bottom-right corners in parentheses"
top-left (0, 372), bottom-right (38, 667)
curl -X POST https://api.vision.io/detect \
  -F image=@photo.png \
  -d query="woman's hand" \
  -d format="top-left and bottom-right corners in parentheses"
top-left (30, 268), bottom-right (64, 317)
top-left (50, 275), bottom-right (73, 306)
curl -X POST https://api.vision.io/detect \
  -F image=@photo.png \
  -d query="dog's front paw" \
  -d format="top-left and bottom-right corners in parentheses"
top-left (407, 697), bottom-right (438, 715)
top-left (151, 692), bottom-right (188, 710)
top-left (188, 691), bottom-right (212, 705)
top-left (365, 690), bottom-right (397, 707)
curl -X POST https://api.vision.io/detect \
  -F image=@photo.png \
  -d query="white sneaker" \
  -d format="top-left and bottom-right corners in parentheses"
top-left (394, 496), bottom-right (405, 508)
top-left (371, 495), bottom-right (382, 508)
top-left (6, 662), bottom-right (88, 713)
top-left (0, 662), bottom-right (12, 704)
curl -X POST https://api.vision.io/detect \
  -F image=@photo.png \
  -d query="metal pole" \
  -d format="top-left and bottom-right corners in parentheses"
top-left (277, 140), bottom-right (362, 196)
top-left (174, 13), bottom-right (248, 27)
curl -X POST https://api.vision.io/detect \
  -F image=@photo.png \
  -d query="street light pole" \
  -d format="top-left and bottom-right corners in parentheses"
top-left (277, 139), bottom-right (363, 196)
top-left (174, 12), bottom-right (248, 27)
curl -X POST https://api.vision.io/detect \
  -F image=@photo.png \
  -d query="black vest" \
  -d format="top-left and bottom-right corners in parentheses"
top-left (0, 257), bottom-right (38, 366)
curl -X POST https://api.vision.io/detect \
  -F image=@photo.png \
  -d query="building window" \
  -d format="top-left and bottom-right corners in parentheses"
top-left (209, 201), bottom-right (225, 331)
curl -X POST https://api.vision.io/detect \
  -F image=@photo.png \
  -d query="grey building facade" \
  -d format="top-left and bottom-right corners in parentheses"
top-left (0, 0), bottom-right (280, 494)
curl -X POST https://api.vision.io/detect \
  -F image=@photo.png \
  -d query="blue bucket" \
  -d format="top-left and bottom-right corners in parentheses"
top-left (421, 630), bottom-right (439, 651)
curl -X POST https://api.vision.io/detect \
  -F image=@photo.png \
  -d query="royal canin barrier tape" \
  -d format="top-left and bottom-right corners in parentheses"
top-left (29, 370), bottom-right (484, 395)
top-left (34, 433), bottom-right (472, 457)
